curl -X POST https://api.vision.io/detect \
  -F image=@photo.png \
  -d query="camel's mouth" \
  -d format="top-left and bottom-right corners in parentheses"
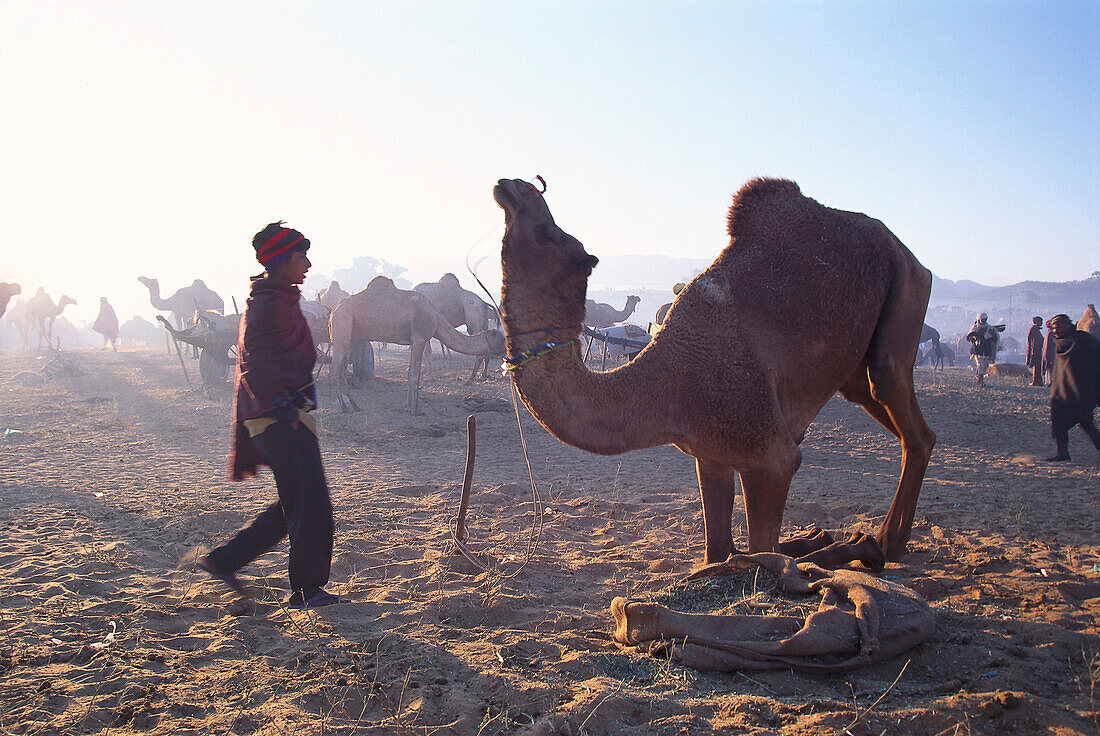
top-left (493, 180), bottom-right (520, 214)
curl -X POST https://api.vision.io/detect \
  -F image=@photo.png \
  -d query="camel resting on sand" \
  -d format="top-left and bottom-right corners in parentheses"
top-left (494, 176), bottom-right (935, 564)
top-left (27, 288), bottom-right (77, 351)
top-left (0, 282), bottom-right (20, 319)
top-left (585, 295), bottom-right (640, 329)
top-left (329, 276), bottom-right (506, 414)
top-left (138, 276), bottom-right (224, 329)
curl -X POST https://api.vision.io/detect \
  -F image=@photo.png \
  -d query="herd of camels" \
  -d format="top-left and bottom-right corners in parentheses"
top-left (6, 177), bottom-right (1095, 564)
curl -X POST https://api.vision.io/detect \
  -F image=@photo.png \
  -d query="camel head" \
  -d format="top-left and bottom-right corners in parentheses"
top-left (494, 178), bottom-right (599, 342)
top-left (484, 328), bottom-right (506, 356)
top-left (626, 295), bottom-right (641, 310)
top-left (137, 276), bottom-right (158, 293)
top-left (0, 283), bottom-right (19, 299)
top-left (58, 295), bottom-right (77, 310)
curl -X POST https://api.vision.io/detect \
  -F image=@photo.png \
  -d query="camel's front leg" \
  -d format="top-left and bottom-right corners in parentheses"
top-left (407, 339), bottom-right (427, 414)
top-left (694, 459), bottom-right (739, 565)
top-left (737, 442), bottom-right (801, 554)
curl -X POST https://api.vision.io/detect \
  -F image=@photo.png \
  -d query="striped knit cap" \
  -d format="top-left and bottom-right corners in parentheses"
top-left (252, 222), bottom-right (310, 272)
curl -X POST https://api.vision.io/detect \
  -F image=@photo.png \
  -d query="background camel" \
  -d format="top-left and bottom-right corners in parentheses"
top-left (4, 300), bottom-right (32, 350)
top-left (414, 273), bottom-right (501, 379)
top-left (137, 276), bottom-right (224, 329)
top-left (584, 295), bottom-right (640, 329)
top-left (27, 288), bottom-right (77, 351)
top-left (0, 282), bottom-right (20, 319)
top-left (919, 323), bottom-right (944, 369)
top-left (329, 276), bottom-right (505, 414)
top-left (654, 283), bottom-right (686, 326)
top-left (1079, 303), bottom-right (1099, 340)
top-left (92, 297), bottom-right (120, 351)
top-left (318, 280), bottom-right (349, 312)
top-left (494, 176), bottom-right (934, 564)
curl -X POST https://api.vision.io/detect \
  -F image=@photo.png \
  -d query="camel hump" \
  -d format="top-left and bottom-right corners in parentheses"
top-left (440, 273), bottom-right (460, 285)
top-left (365, 275), bottom-right (396, 292)
top-left (726, 178), bottom-right (803, 238)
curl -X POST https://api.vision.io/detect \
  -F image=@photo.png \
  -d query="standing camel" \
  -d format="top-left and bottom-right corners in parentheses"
top-left (494, 177), bottom-right (934, 564)
top-left (318, 280), bottom-right (349, 312)
top-left (329, 276), bottom-right (505, 414)
top-left (137, 276), bottom-right (224, 328)
top-left (919, 323), bottom-right (944, 370)
top-left (27, 287), bottom-right (77, 351)
top-left (4, 300), bottom-right (32, 350)
top-left (414, 273), bottom-right (501, 380)
top-left (0, 282), bottom-right (20, 319)
top-left (585, 295), bottom-right (640, 329)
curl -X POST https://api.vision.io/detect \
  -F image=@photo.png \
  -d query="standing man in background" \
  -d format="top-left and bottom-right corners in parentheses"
top-left (1045, 314), bottom-right (1100, 463)
top-left (1027, 316), bottom-right (1045, 387)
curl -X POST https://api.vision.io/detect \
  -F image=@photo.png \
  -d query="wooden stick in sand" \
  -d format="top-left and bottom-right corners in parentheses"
top-left (455, 415), bottom-right (475, 542)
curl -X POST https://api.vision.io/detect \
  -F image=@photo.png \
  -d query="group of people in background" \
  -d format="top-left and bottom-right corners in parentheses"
top-left (968, 310), bottom-right (1100, 464)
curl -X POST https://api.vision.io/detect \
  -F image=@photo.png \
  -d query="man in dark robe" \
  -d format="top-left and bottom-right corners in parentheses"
top-left (197, 222), bottom-right (339, 608)
top-left (1026, 316), bottom-right (1045, 386)
top-left (1046, 314), bottom-right (1100, 463)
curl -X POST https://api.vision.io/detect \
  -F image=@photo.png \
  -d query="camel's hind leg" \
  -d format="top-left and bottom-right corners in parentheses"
top-left (841, 370), bottom-right (935, 560)
top-left (328, 309), bottom-right (361, 413)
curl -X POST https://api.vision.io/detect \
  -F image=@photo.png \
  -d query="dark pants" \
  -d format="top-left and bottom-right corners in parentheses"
top-left (208, 421), bottom-right (333, 592)
top-left (1031, 363), bottom-right (1043, 386)
top-left (1052, 411), bottom-right (1100, 459)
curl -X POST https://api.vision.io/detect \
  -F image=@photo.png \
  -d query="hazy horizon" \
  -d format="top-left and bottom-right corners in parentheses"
top-left (2, 1), bottom-right (1097, 327)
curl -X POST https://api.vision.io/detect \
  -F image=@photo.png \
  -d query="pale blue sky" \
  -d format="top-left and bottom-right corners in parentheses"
top-left (1, 1), bottom-right (1097, 324)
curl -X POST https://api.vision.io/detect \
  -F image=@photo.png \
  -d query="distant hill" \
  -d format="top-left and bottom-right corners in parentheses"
top-left (586, 254), bottom-right (713, 290)
top-left (931, 273), bottom-right (1100, 306)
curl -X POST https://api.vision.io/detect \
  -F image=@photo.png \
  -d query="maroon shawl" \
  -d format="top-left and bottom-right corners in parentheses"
top-left (229, 276), bottom-right (317, 481)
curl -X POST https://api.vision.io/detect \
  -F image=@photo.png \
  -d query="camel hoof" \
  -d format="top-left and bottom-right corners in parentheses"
top-left (878, 535), bottom-right (908, 562)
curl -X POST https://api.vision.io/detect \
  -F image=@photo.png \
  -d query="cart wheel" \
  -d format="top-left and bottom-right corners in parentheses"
top-left (351, 339), bottom-right (374, 380)
top-left (199, 348), bottom-right (230, 384)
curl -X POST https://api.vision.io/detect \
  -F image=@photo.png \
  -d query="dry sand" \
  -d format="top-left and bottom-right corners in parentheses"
top-left (1, 346), bottom-right (1098, 735)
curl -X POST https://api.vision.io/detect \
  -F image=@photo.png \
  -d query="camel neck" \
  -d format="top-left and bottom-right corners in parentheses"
top-left (508, 338), bottom-right (671, 455)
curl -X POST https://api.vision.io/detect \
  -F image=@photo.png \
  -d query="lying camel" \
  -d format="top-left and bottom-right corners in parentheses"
top-left (494, 177), bottom-right (934, 563)
top-left (329, 276), bottom-right (505, 414)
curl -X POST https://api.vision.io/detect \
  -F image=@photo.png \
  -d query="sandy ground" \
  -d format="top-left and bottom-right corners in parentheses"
top-left (1, 345), bottom-right (1098, 735)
